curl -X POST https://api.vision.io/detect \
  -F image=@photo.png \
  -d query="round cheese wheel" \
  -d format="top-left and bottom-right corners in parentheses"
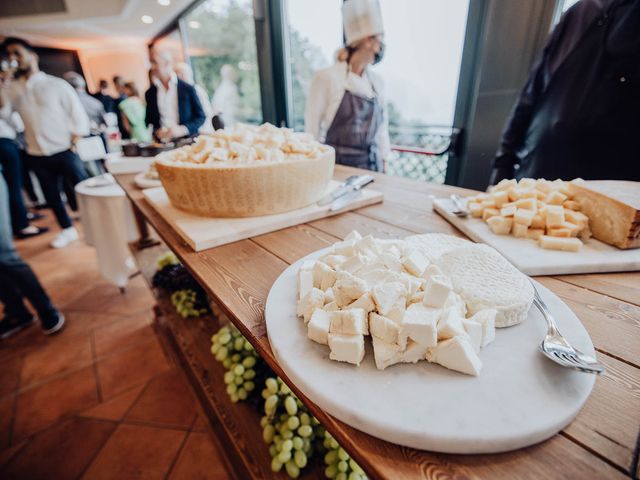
top-left (156, 148), bottom-right (335, 217)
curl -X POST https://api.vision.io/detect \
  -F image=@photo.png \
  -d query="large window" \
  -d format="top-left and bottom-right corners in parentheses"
top-left (182, 0), bottom-right (262, 125)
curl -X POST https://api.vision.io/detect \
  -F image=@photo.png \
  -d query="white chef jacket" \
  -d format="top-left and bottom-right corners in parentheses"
top-left (304, 61), bottom-right (391, 160)
top-left (0, 71), bottom-right (90, 156)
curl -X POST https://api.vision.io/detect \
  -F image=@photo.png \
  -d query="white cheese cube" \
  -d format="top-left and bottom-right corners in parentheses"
top-left (338, 252), bottom-right (371, 275)
top-left (307, 309), bottom-right (331, 345)
top-left (422, 264), bottom-right (443, 280)
top-left (400, 303), bottom-right (439, 348)
top-left (462, 319), bottom-right (483, 353)
top-left (323, 288), bottom-right (335, 304)
top-left (437, 308), bottom-right (467, 340)
top-left (300, 260), bottom-right (316, 271)
top-left (313, 262), bottom-right (336, 290)
top-left (443, 292), bottom-right (466, 317)
top-left (398, 272), bottom-right (422, 296)
top-left (344, 230), bottom-right (363, 242)
top-left (329, 309), bottom-right (367, 335)
top-left (296, 288), bottom-right (325, 323)
top-left (323, 301), bottom-right (339, 311)
top-left (401, 340), bottom-right (429, 364)
top-left (372, 282), bottom-right (407, 316)
top-left (426, 336), bottom-right (482, 376)
top-left (379, 252), bottom-right (403, 272)
top-left (371, 336), bottom-right (402, 370)
top-left (328, 334), bottom-right (365, 366)
top-left (298, 269), bottom-right (314, 300)
top-left (346, 291), bottom-right (376, 313)
top-left (321, 255), bottom-right (348, 269)
top-left (332, 239), bottom-right (357, 256)
top-left (408, 291), bottom-right (425, 305)
top-left (402, 250), bottom-right (429, 277)
top-left (333, 271), bottom-right (368, 307)
top-left (469, 309), bottom-right (496, 347)
top-left (423, 275), bottom-right (452, 308)
top-left (369, 312), bottom-right (404, 347)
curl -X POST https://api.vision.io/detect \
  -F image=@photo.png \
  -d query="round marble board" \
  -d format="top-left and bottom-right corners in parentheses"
top-left (265, 247), bottom-right (596, 454)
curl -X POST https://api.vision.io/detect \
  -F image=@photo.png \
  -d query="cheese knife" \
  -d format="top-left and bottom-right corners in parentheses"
top-left (318, 175), bottom-right (374, 207)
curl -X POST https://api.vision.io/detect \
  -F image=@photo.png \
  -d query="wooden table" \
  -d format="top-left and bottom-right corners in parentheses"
top-left (114, 166), bottom-right (640, 480)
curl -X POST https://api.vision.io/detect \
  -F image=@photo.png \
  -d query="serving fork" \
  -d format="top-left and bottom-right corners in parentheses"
top-left (449, 194), bottom-right (469, 218)
top-left (531, 282), bottom-right (605, 375)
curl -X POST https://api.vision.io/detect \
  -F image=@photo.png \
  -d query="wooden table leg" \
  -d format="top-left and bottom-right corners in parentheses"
top-left (131, 201), bottom-right (160, 249)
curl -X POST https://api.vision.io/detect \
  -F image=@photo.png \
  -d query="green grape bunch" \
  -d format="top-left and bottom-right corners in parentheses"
top-left (171, 289), bottom-right (209, 318)
top-left (211, 324), bottom-right (268, 405)
top-left (260, 376), bottom-right (322, 478)
top-left (322, 430), bottom-right (366, 480)
top-left (156, 251), bottom-right (180, 270)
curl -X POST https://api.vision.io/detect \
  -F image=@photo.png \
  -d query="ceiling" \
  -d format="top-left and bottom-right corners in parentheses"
top-left (0, 0), bottom-right (193, 49)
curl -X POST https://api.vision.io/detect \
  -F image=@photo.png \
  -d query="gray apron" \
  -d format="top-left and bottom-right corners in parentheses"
top-left (325, 77), bottom-right (385, 172)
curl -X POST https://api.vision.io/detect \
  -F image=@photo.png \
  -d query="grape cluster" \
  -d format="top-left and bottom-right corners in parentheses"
top-left (156, 251), bottom-right (180, 270)
top-left (171, 289), bottom-right (209, 318)
top-left (211, 325), bottom-right (264, 403)
top-left (152, 262), bottom-right (201, 292)
top-left (261, 377), bottom-right (321, 478)
top-left (322, 431), bottom-right (366, 480)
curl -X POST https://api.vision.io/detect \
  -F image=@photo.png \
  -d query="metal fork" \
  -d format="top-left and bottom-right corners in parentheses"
top-left (531, 283), bottom-right (605, 375)
top-left (449, 194), bottom-right (469, 218)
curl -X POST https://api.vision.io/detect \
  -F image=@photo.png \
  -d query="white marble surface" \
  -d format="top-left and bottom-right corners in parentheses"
top-left (433, 198), bottom-right (640, 276)
top-left (265, 247), bottom-right (597, 454)
top-left (143, 182), bottom-right (383, 251)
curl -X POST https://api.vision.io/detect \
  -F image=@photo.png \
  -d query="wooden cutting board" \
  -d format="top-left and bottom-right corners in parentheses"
top-left (143, 181), bottom-right (383, 251)
top-left (433, 197), bottom-right (640, 276)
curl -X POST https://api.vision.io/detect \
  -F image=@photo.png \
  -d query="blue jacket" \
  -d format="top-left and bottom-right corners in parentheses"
top-left (145, 79), bottom-right (205, 137)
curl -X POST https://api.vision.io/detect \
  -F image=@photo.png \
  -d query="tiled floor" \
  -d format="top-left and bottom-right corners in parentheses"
top-left (0, 216), bottom-right (230, 479)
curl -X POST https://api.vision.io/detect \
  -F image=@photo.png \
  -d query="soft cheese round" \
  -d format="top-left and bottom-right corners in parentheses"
top-left (434, 244), bottom-right (533, 327)
top-left (405, 233), bottom-right (472, 262)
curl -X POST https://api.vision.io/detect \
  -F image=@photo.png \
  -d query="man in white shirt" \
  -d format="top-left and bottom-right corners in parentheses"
top-left (0, 37), bottom-right (90, 248)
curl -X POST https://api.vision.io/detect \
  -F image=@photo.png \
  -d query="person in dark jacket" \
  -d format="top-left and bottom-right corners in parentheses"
top-left (490, 0), bottom-right (640, 184)
top-left (144, 50), bottom-right (205, 142)
top-left (92, 79), bottom-right (117, 113)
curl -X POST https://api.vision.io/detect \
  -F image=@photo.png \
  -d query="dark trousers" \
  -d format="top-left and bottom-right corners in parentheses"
top-left (0, 138), bottom-right (29, 232)
top-left (26, 149), bottom-right (88, 229)
top-left (0, 168), bottom-right (57, 323)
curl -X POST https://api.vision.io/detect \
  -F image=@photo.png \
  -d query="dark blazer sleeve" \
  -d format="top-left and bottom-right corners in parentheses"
top-left (179, 82), bottom-right (206, 136)
top-left (144, 87), bottom-right (160, 133)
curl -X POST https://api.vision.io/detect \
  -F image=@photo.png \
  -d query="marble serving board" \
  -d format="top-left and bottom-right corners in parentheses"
top-left (143, 182), bottom-right (383, 251)
top-left (265, 247), bottom-right (596, 454)
top-left (434, 198), bottom-right (640, 276)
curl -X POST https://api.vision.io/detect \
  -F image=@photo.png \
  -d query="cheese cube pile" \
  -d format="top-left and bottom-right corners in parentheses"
top-left (467, 178), bottom-right (591, 252)
top-left (296, 231), bottom-right (500, 376)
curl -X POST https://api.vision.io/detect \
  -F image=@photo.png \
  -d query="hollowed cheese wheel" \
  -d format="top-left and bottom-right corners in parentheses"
top-left (156, 148), bottom-right (335, 217)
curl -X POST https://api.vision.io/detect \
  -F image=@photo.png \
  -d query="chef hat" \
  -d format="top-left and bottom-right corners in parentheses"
top-left (342, 0), bottom-right (384, 47)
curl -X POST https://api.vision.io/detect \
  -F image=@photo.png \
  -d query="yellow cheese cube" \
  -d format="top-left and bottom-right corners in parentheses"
top-left (512, 222), bottom-right (528, 238)
top-left (487, 216), bottom-right (513, 235)
top-left (565, 210), bottom-right (589, 230)
top-left (563, 221), bottom-right (580, 237)
top-left (480, 199), bottom-right (496, 209)
top-left (500, 205), bottom-right (517, 217)
top-left (527, 228), bottom-right (545, 240)
top-left (491, 190), bottom-right (509, 208)
top-left (507, 188), bottom-right (520, 202)
top-left (546, 190), bottom-right (568, 205)
top-left (545, 205), bottom-right (565, 228)
top-left (563, 200), bottom-right (580, 210)
top-left (518, 178), bottom-right (536, 190)
top-left (539, 235), bottom-right (582, 252)
top-left (548, 227), bottom-right (572, 238)
top-left (482, 208), bottom-right (500, 221)
top-left (520, 189), bottom-right (538, 199)
top-left (535, 178), bottom-right (551, 193)
top-left (514, 208), bottom-right (536, 226)
top-left (469, 203), bottom-right (484, 218)
top-left (531, 214), bottom-right (545, 229)
top-left (535, 190), bottom-right (547, 200)
top-left (578, 227), bottom-right (592, 241)
top-left (494, 178), bottom-right (517, 192)
top-left (559, 183), bottom-right (573, 198)
top-left (515, 198), bottom-right (538, 210)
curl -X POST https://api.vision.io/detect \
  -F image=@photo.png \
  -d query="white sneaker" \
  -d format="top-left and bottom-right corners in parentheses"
top-left (50, 227), bottom-right (79, 249)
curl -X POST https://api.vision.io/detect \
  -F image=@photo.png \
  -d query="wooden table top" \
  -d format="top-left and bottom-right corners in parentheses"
top-left (115, 166), bottom-right (640, 479)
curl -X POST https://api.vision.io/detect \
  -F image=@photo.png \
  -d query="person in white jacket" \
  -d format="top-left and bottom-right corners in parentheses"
top-left (304, 0), bottom-right (390, 172)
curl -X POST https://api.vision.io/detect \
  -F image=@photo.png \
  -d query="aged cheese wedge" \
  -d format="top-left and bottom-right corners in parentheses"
top-left (434, 244), bottom-right (533, 327)
top-left (569, 180), bottom-right (640, 249)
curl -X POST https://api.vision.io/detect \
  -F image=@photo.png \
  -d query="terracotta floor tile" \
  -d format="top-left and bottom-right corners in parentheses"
top-left (80, 385), bottom-right (145, 421)
top-left (192, 413), bottom-right (209, 433)
top-left (0, 416), bottom-right (115, 480)
top-left (65, 275), bottom-right (154, 317)
top-left (0, 396), bottom-right (14, 450)
top-left (168, 432), bottom-right (228, 480)
top-left (0, 356), bottom-right (22, 398)
top-left (93, 312), bottom-right (154, 358)
top-left (97, 337), bottom-right (170, 399)
top-left (126, 370), bottom-right (197, 429)
top-left (13, 367), bottom-right (98, 441)
top-left (20, 332), bottom-right (92, 388)
top-left (61, 311), bottom-right (129, 338)
top-left (81, 423), bottom-right (186, 480)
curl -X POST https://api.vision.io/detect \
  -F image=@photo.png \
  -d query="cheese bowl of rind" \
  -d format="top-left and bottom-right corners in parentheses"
top-left (155, 123), bottom-right (335, 218)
